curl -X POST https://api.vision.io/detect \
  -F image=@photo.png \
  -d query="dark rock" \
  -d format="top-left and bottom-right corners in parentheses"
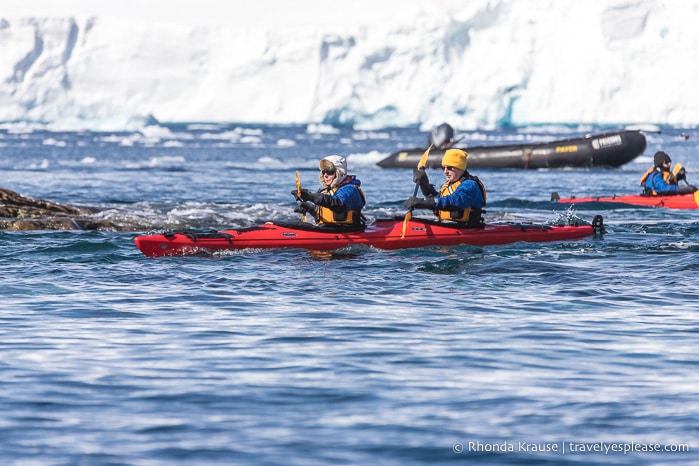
top-left (0, 187), bottom-right (125, 231)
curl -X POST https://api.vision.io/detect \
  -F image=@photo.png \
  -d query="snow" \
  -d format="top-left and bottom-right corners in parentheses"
top-left (2, 0), bottom-right (699, 130)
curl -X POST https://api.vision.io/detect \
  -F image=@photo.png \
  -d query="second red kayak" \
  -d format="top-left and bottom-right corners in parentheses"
top-left (551, 191), bottom-right (699, 209)
top-left (134, 216), bottom-right (604, 258)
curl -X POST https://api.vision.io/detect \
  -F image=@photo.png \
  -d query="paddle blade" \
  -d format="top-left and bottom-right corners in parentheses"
top-left (401, 211), bottom-right (412, 239)
top-left (418, 144), bottom-right (433, 169)
top-left (295, 170), bottom-right (306, 222)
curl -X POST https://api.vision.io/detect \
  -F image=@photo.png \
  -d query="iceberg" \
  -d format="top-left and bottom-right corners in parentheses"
top-left (1, 0), bottom-right (699, 130)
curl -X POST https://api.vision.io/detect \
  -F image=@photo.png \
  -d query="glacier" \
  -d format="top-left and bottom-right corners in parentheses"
top-left (1, 0), bottom-right (699, 131)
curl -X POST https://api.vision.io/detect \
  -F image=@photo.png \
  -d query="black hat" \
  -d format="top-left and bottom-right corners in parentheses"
top-left (654, 151), bottom-right (671, 167)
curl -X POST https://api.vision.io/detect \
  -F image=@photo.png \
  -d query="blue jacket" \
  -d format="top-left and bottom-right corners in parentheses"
top-left (435, 179), bottom-right (486, 210)
top-left (644, 169), bottom-right (679, 195)
top-left (319, 176), bottom-right (365, 212)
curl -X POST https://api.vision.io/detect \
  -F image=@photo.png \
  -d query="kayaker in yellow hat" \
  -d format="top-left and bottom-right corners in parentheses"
top-left (403, 149), bottom-right (487, 227)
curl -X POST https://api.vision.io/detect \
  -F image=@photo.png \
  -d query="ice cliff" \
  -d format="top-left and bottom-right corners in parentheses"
top-left (1, 0), bottom-right (698, 130)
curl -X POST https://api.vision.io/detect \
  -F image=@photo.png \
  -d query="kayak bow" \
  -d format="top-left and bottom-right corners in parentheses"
top-left (134, 216), bottom-right (604, 258)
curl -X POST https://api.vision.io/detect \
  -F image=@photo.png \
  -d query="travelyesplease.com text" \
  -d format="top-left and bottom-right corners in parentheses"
top-left (453, 441), bottom-right (690, 455)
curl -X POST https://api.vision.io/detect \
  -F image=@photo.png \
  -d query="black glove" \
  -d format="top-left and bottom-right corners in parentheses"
top-left (292, 188), bottom-right (323, 204)
top-left (675, 167), bottom-right (687, 182)
top-left (413, 168), bottom-right (428, 184)
top-left (413, 168), bottom-right (435, 197)
top-left (294, 201), bottom-right (316, 216)
top-left (305, 189), bottom-right (324, 204)
top-left (679, 185), bottom-right (697, 194)
top-left (403, 196), bottom-right (436, 210)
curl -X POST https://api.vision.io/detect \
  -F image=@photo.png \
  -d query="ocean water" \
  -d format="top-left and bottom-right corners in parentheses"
top-left (0, 124), bottom-right (697, 466)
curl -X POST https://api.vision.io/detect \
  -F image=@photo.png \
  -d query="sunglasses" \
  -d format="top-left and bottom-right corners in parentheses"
top-left (321, 168), bottom-right (336, 175)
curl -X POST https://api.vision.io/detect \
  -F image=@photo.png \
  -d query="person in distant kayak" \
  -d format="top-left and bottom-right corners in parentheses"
top-left (640, 151), bottom-right (697, 195)
top-left (293, 155), bottom-right (366, 228)
top-left (403, 149), bottom-right (487, 227)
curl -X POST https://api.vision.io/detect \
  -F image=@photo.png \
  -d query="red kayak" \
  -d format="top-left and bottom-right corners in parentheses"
top-left (551, 191), bottom-right (699, 209)
top-left (134, 216), bottom-right (604, 258)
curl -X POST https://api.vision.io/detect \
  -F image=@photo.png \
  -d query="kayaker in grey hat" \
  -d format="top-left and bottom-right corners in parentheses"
top-left (293, 155), bottom-right (366, 228)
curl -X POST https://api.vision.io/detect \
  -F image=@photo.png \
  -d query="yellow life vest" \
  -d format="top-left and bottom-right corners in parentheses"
top-left (315, 180), bottom-right (366, 226)
top-left (436, 175), bottom-right (487, 224)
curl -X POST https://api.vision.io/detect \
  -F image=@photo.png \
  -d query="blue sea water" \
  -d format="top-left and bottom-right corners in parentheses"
top-left (0, 124), bottom-right (698, 465)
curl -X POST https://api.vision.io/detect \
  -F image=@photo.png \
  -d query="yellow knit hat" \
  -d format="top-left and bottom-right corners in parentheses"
top-left (442, 149), bottom-right (467, 170)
